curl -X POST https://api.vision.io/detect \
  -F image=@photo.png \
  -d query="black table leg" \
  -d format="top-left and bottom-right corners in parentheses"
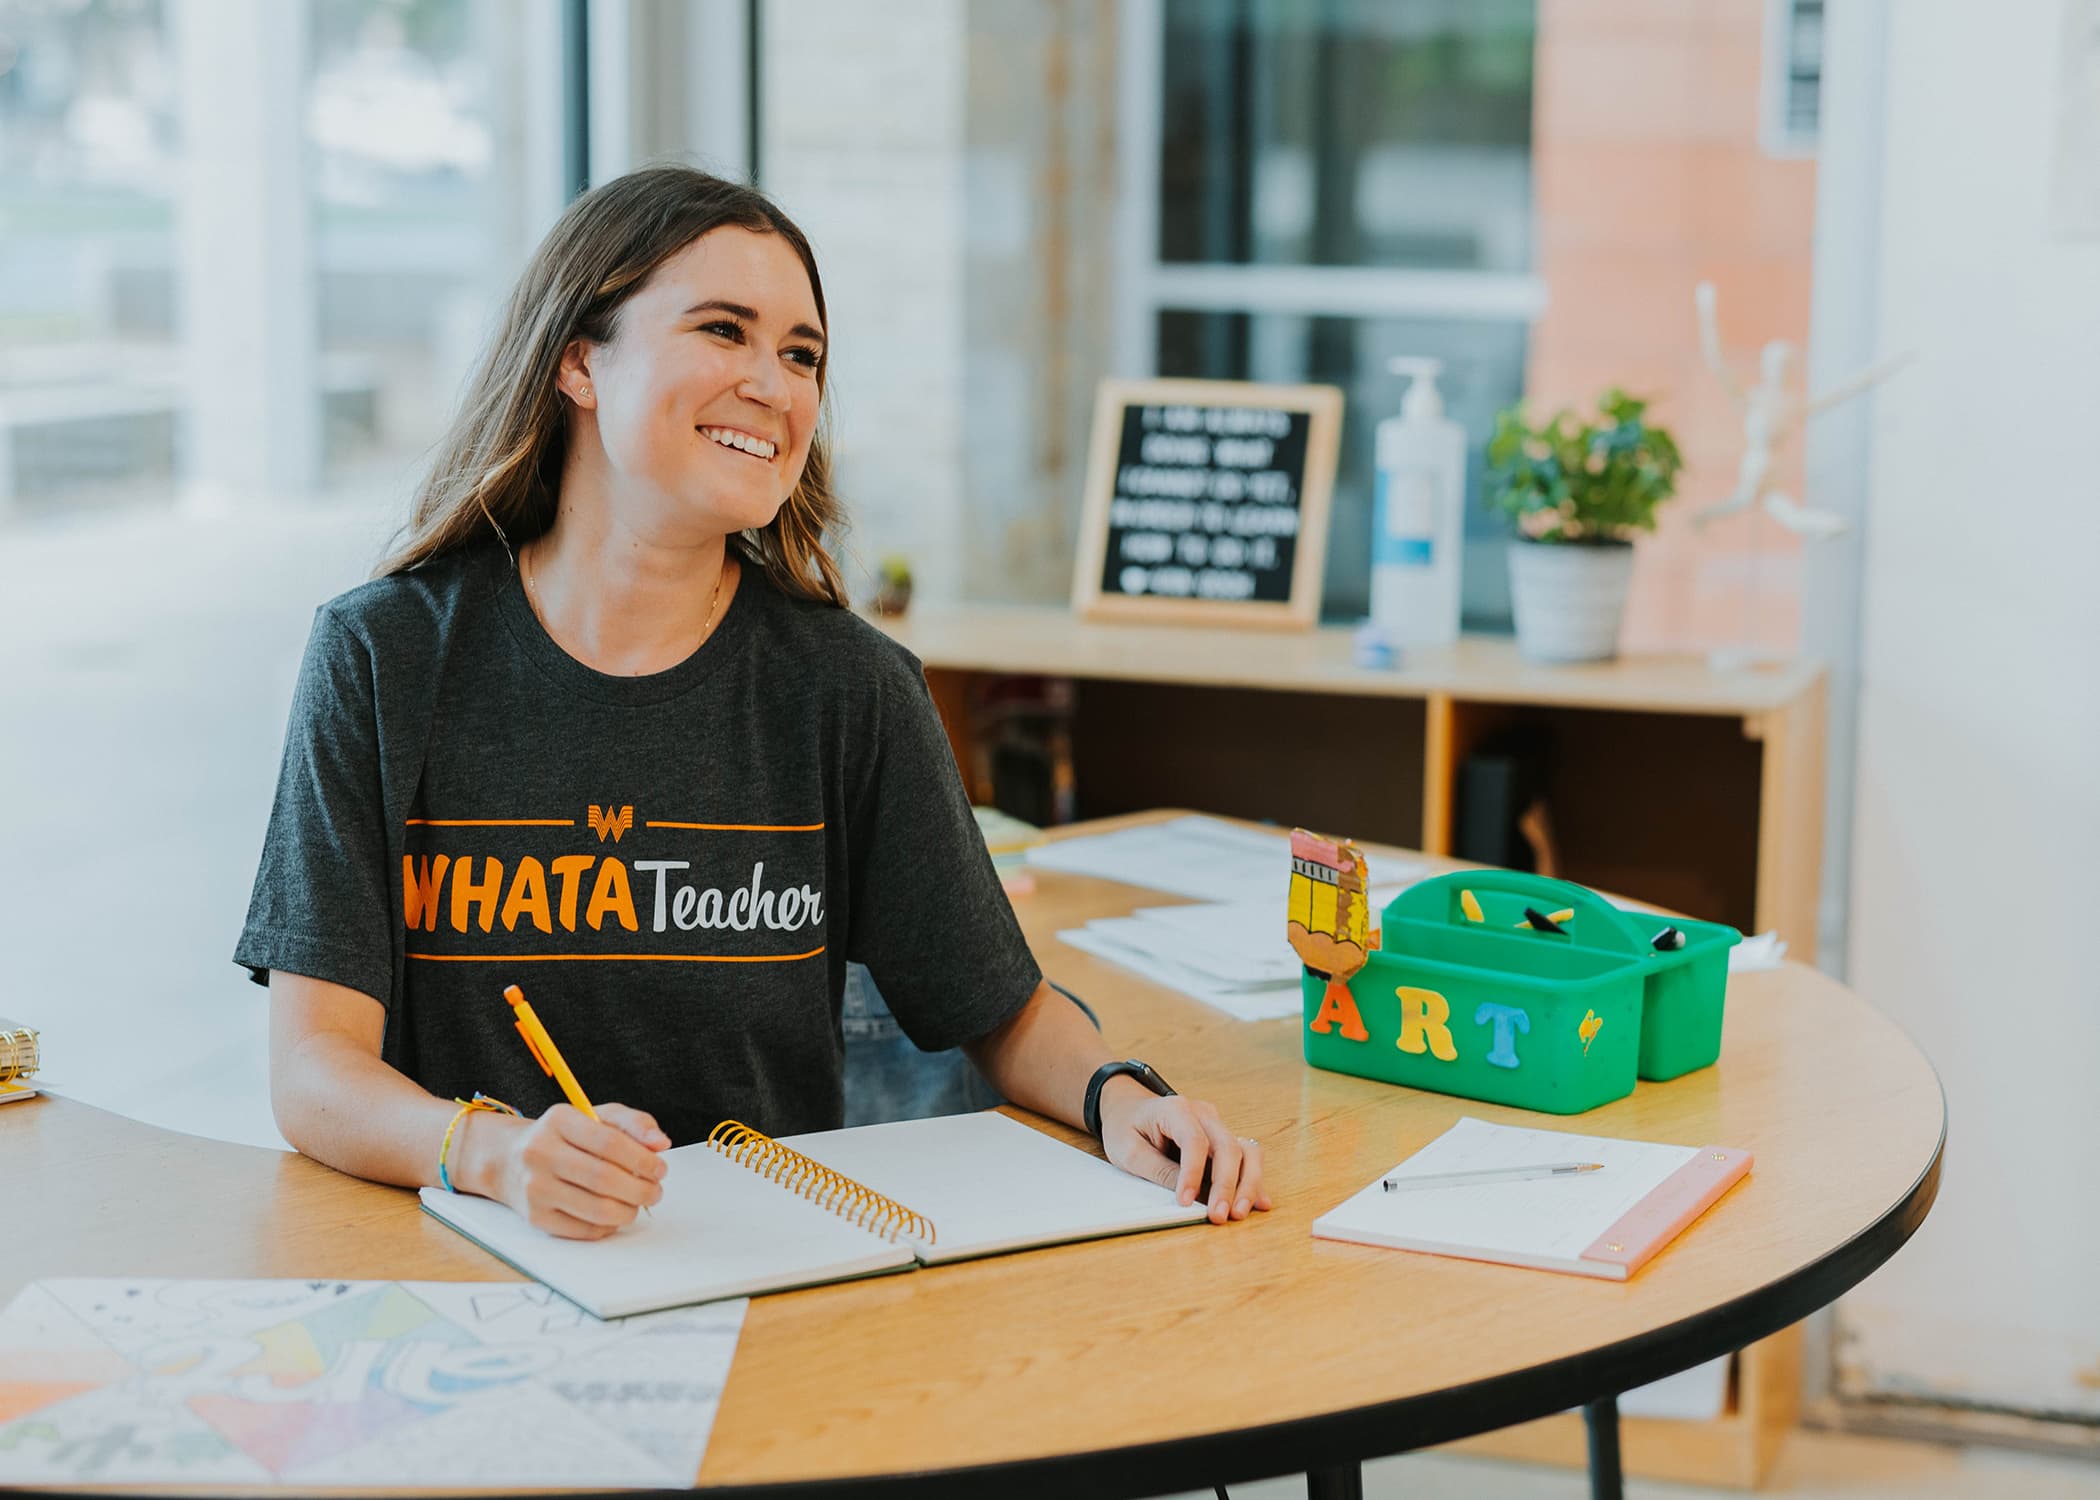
top-left (1305, 1463), bottom-right (1364, 1500)
top-left (1300, 1403), bottom-right (1615, 1500)
top-left (1584, 1394), bottom-right (1625, 1500)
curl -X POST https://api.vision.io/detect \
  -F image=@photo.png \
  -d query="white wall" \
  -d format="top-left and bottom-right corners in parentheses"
top-left (1833, 0), bottom-right (2100, 1417)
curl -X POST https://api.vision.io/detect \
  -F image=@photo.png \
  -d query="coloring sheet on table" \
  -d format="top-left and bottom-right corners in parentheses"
top-left (0, 1278), bottom-right (744, 1489)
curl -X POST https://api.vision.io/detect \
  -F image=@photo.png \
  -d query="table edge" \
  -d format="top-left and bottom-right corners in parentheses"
top-left (666, 1096), bottom-right (1946, 1500)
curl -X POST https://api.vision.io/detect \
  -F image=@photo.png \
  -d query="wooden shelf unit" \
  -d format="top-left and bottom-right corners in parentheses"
top-left (888, 604), bottom-right (1824, 959)
top-left (884, 603), bottom-right (1828, 1488)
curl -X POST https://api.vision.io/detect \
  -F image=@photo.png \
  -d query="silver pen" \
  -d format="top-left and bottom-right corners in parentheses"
top-left (1381, 1161), bottom-right (1603, 1192)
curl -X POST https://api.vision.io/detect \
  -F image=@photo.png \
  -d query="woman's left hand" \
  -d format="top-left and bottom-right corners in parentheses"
top-left (1097, 1083), bottom-right (1272, 1223)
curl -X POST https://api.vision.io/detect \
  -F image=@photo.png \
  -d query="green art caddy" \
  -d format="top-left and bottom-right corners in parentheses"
top-left (1300, 869), bottom-right (1740, 1114)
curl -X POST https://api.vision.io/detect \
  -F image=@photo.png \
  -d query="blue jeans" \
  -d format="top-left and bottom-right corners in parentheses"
top-left (841, 963), bottom-right (1006, 1127)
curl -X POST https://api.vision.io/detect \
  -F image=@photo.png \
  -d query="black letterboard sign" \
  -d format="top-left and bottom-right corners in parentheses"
top-left (1073, 378), bottom-right (1342, 629)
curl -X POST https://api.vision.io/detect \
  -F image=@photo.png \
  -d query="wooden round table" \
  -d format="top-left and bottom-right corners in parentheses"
top-left (0, 827), bottom-right (1944, 1499)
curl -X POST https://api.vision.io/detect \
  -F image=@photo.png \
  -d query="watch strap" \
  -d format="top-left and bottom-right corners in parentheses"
top-left (1084, 1059), bottom-right (1176, 1139)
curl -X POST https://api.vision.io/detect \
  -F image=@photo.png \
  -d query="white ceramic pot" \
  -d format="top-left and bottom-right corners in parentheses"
top-left (1507, 540), bottom-right (1635, 663)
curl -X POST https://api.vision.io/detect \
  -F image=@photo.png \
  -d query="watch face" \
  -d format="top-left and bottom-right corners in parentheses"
top-left (1127, 1061), bottom-right (1171, 1095)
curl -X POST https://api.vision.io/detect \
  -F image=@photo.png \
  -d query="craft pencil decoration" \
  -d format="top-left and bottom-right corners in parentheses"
top-left (1653, 925), bottom-right (1687, 951)
top-left (1459, 889), bottom-right (1486, 924)
top-left (1522, 906), bottom-right (1568, 934)
top-left (1381, 1161), bottom-right (1603, 1193)
top-left (1288, 828), bottom-right (1375, 1042)
top-left (1513, 907), bottom-right (1574, 929)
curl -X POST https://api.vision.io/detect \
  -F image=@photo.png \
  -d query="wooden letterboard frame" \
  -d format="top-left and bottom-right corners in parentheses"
top-left (1072, 377), bottom-right (1343, 630)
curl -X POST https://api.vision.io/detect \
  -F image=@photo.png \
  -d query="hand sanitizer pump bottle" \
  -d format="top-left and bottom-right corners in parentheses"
top-left (1370, 357), bottom-right (1467, 648)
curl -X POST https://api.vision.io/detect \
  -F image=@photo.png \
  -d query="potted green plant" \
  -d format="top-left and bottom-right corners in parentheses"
top-left (1484, 388), bottom-right (1683, 663)
top-left (872, 554), bottom-right (914, 617)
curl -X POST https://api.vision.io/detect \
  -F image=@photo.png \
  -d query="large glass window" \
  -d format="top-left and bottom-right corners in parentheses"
top-left (1160, 0), bottom-right (1534, 272)
top-left (0, 0), bottom-right (550, 522)
top-left (1133, 0), bottom-right (1539, 625)
top-left (0, 0), bottom-right (182, 517)
top-left (307, 0), bottom-right (534, 485)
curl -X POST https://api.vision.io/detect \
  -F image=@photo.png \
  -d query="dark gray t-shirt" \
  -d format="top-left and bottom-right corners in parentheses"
top-left (235, 543), bottom-right (1040, 1143)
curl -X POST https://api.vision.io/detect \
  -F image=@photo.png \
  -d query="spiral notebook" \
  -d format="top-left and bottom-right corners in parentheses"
top-left (0, 1018), bottom-right (40, 1104)
top-left (421, 1110), bottom-right (1209, 1318)
top-left (1312, 1117), bottom-right (1752, 1280)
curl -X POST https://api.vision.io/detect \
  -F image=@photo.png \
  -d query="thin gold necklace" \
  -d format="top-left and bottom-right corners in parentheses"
top-left (524, 542), bottom-right (729, 673)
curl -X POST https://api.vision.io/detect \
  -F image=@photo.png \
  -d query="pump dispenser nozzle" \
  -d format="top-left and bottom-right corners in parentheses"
top-left (1388, 356), bottom-right (1446, 422)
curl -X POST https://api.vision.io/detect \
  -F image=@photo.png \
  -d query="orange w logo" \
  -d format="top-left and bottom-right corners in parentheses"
top-left (587, 804), bottom-right (634, 843)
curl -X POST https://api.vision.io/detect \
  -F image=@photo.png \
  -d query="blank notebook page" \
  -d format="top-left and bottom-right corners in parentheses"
top-left (419, 1139), bottom-right (915, 1318)
top-left (783, 1111), bottom-right (1209, 1264)
top-left (1314, 1117), bottom-right (1698, 1273)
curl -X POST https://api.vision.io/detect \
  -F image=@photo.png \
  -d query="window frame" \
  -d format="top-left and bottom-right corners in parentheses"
top-left (1112, 0), bottom-right (1547, 382)
top-left (1761, 0), bottom-right (1824, 159)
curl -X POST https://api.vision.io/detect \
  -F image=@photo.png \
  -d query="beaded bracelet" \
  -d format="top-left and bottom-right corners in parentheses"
top-left (437, 1092), bottom-right (520, 1193)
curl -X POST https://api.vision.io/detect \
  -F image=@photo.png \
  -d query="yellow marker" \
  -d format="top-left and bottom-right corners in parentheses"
top-left (503, 984), bottom-right (598, 1120)
top-left (1513, 908), bottom-right (1575, 929)
top-left (1459, 890), bottom-right (1485, 923)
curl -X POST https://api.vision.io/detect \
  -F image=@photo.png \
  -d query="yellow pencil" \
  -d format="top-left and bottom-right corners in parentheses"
top-left (502, 984), bottom-right (598, 1120)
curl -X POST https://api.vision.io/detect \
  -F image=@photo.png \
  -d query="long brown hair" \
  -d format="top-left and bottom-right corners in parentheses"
top-left (378, 165), bottom-right (847, 606)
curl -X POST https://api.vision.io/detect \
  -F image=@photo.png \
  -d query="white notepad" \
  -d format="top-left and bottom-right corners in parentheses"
top-left (422, 1111), bottom-right (1207, 1317)
top-left (1312, 1117), bottom-right (1752, 1280)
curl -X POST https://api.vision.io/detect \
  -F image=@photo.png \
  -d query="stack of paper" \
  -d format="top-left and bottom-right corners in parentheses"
top-left (1059, 885), bottom-right (1419, 1022)
top-left (1058, 904), bottom-right (1304, 1021)
top-left (1729, 931), bottom-right (1788, 971)
top-left (1034, 816), bottom-right (1426, 1021)
top-left (1605, 900), bottom-right (1789, 974)
top-left (1025, 815), bottom-right (1294, 903)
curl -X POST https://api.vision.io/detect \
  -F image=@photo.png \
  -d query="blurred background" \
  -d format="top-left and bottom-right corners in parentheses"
top-left (2, 0), bottom-right (2096, 1495)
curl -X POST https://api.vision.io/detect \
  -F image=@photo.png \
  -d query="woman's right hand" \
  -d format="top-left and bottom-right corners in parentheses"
top-left (489, 1103), bottom-right (670, 1239)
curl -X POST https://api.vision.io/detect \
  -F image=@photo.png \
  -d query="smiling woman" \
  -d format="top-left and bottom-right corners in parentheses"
top-left (378, 168), bottom-right (845, 622)
top-left (235, 165), bottom-right (1270, 1242)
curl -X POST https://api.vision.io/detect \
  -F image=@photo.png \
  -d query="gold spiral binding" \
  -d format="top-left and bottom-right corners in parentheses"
top-left (706, 1120), bottom-right (936, 1246)
top-left (0, 1023), bottom-right (38, 1087)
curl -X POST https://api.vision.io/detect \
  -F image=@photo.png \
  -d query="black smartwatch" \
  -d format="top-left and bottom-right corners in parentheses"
top-left (1083, 1059), bottom-right (1176, 1139)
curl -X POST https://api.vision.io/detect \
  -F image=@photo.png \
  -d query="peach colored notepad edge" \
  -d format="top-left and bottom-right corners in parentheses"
top-left (1579, 1146), bottom-right (1752, 1277)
